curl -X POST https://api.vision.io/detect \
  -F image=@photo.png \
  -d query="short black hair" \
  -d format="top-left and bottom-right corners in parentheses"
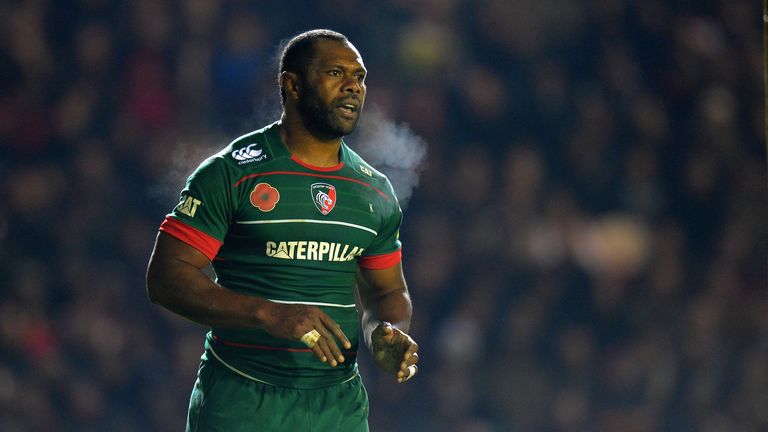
top-left (278, 29), bottom-right (349, 105)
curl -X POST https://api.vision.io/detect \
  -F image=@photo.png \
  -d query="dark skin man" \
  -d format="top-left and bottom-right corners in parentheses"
top-left (146, 38), bottom-right (419, 384)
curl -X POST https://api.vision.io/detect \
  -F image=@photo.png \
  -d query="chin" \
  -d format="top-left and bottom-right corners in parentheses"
top-left (328, 117), bottom-right (360, 137)
top-left (301, 108), bottom-right (361, 139)
top-left (338, 123), bottom-right (359, 136)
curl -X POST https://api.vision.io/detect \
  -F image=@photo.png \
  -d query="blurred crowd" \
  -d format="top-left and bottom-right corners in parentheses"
top-left (1, 0), bottom-right (766, 431)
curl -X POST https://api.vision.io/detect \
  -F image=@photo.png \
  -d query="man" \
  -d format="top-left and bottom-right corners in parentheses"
top-left (146, 29), bottom-right (419, 432)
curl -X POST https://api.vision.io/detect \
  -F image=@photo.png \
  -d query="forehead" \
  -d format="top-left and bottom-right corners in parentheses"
top-left (311, 39), bottom-right (365, 69)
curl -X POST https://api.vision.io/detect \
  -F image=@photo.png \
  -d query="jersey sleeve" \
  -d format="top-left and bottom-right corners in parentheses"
top-left (359, 179), bottom-right (403, 270)
top-left (159, 156), bottom-right (235, 260)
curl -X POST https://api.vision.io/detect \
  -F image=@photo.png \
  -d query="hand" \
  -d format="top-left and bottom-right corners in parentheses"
top-left (261, 303), bottom-right (351, 366)
top-left (370, 322), bottom-right (419, 383)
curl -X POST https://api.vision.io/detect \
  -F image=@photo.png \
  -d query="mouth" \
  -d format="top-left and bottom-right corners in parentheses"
top-left (336, 101), bottom-right (360, 117)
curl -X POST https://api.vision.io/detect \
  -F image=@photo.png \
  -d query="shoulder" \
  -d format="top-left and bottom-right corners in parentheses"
top-left (342, 144), bottom-right (400, 203)
top-left (195, 124), bottom-right (281, 176)
top-left (343, 144), bottom-right (388, 183)
top-left (222, 124), bottom-right (278, 168)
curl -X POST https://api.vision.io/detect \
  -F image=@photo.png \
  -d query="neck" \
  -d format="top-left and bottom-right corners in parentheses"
top-left (279, 112), bottom-right (342, 168)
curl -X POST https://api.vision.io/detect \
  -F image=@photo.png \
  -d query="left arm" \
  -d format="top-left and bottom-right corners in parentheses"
top-left (357, 263), bottom-right (419, 383)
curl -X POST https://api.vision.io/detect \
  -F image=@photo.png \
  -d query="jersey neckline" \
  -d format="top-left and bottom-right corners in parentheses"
top-left (265, 122), bottom-right (347, 173)
top-left (290, 155), bottom-right (345, 171)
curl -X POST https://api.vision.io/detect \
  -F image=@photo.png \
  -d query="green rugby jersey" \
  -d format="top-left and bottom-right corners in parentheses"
top-left (159, 122), bottom-right (403, 389)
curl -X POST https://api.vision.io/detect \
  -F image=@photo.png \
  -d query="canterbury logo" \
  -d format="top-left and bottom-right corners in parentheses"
top-left (231, 144), bottom-right (265, 161)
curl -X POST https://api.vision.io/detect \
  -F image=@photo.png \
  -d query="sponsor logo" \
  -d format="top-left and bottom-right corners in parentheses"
top-left (177, 194), bottom-right (202, 217)
top-left (250, 183), bottom-right (279, 212)
top-left (360, 165), bottom-right (373, 177)
top-left (266, 241), bottom-right (364, 262)
top-left (231, 143), bottom-right (268, 164)
top-left (311, 183), bottom-right (336, 215)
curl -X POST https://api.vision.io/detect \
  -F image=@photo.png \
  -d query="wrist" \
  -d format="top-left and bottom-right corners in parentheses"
top-left (249, 297), bottom-right (275, 328)
top-left (362, 316), bottom-right (382, 347)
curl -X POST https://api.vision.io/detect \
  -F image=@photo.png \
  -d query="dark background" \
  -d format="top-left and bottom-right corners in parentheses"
top-left (1, 1), bottom-right (766, 431)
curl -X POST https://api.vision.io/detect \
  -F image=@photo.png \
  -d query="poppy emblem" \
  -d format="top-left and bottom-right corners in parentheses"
top-left (311, 183), bottom-right (336, 215)
top-left (250, 183), bottom-right (280, 212)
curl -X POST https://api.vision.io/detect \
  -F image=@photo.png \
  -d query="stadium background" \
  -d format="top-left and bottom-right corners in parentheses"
top-left (1, 0), bottom-right (766, 431)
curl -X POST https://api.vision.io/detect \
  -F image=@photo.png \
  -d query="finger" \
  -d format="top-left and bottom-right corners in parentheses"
top-left (403, 339), bottom-right (419, 359)
top-left (315, 337), bottom-right (339, 367)
top-left (382, 322), bottom-right (399, 344)
top-left (381, 321), bottom-right (394, 337)
top-left (299, 322), bottom-right (329, 364)
top-left (312, 322), bottom-right (341, 366)
top-left (397, 365), bottom-right (418, 383)
top-left (382, 321), bottom-right (393, 333)
top-left (388, 329), bottom-right (417, 356)
top-left (397, 353), bottom-right (419, 377)
top-left (320, 314), bottom-right (352, 350)
top-left (321, 336), bottom-right (343, 366)
top-left (314, 321), bottom-right (345, 364)
top-left (399, 352), bottom-right (419, 372)
top-left (310, 345), bottom-right (327, 363)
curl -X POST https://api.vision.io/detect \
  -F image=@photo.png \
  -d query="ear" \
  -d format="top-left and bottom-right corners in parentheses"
top-left (281, 71), bottom-right (301, 101)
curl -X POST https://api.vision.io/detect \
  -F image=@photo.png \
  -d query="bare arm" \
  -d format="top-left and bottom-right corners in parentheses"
top-left (357, 263), bottom-right (419, 382)
top-left (146, 232), bottom-right (271, 328)
top-left (357, 263), bottom-right (411, 345)
top-left (146, 232), bottom-right (351, 365)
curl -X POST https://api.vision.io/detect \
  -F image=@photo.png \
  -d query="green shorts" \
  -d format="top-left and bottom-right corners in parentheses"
top-left (186, 358), bottom-right (369, 432)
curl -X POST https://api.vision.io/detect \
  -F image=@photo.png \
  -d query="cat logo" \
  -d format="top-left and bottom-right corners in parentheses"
top-left (311, 183), bottom-right (336, 215)
top-left (177, 194), bottom-right (202, 217)
top-left (360, 165), bottom-right (373, 177)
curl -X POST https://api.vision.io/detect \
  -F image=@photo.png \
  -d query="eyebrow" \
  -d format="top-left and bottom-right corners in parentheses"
top-left (324, 63), bottom-right (367, 74)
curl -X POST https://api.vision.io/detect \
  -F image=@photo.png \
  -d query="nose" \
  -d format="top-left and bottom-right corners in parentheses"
top-left (342, 75), bottom-right (362, 95)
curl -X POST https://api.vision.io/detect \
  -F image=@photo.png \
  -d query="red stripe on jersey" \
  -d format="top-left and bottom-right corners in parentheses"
top-left (159, 217), bottom-right (222, 261)
top-left (212, 335), bottom-right (355, 354)
top-left (291, 155), bottom-right (345, 172)
top-left (359, 249), bottom-right (402, 270)
top-left (233, 171), bottom-right (390, 201)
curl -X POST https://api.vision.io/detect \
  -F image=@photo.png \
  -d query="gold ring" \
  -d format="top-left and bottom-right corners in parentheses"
top-left (300, 329), bottom-right (321, 348)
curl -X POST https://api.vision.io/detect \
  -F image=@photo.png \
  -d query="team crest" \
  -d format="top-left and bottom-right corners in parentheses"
top-left (311, 183), bottom-right (336, 215)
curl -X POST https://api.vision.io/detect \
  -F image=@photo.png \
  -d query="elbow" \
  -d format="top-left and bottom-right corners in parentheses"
top-left (145, 262), bottom-right (166, 306)
top-left (146, 283), bottom-right (162, 305)
top-left (145, 279), bottom-right (161, 306)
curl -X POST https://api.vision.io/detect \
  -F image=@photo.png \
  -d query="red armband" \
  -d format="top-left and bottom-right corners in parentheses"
top-left (159, 217), bottom-right (222, 261)
top-left (359, 249), bottom-right (402, 270)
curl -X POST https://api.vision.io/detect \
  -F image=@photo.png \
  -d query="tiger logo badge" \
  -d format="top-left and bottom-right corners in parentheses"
top-left (311, 183), bottom-right (336, 215)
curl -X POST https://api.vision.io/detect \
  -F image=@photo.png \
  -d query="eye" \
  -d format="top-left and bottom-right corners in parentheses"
top-left (328, 70), bottom-right (342, 77)
top-left (356, 74), bottom-right (366, 82)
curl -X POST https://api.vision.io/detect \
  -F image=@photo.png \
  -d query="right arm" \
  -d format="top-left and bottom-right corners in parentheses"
top-left (146, 231), bottom-right (270, 328)
top-left (146, 231), bottom-right (350, 365)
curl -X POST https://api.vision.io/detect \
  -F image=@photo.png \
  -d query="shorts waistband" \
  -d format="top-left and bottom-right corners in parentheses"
top-left (207, 346), bottom-right (359, 389)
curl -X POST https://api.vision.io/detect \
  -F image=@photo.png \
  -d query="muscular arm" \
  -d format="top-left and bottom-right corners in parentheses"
top-left (357, 263), bottom-right (412, 347)
top-left (357, 263), bottom-right (419, 381)
top-left (146, 232), bottom-right (272, 328)
top-left (146, 232), bottom-right (351, 365)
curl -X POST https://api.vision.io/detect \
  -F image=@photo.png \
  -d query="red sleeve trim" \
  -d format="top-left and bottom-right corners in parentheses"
top-left (359, 249), bottom-right (402, 270)
top-left (159, 217), bottom-right (222, 261)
